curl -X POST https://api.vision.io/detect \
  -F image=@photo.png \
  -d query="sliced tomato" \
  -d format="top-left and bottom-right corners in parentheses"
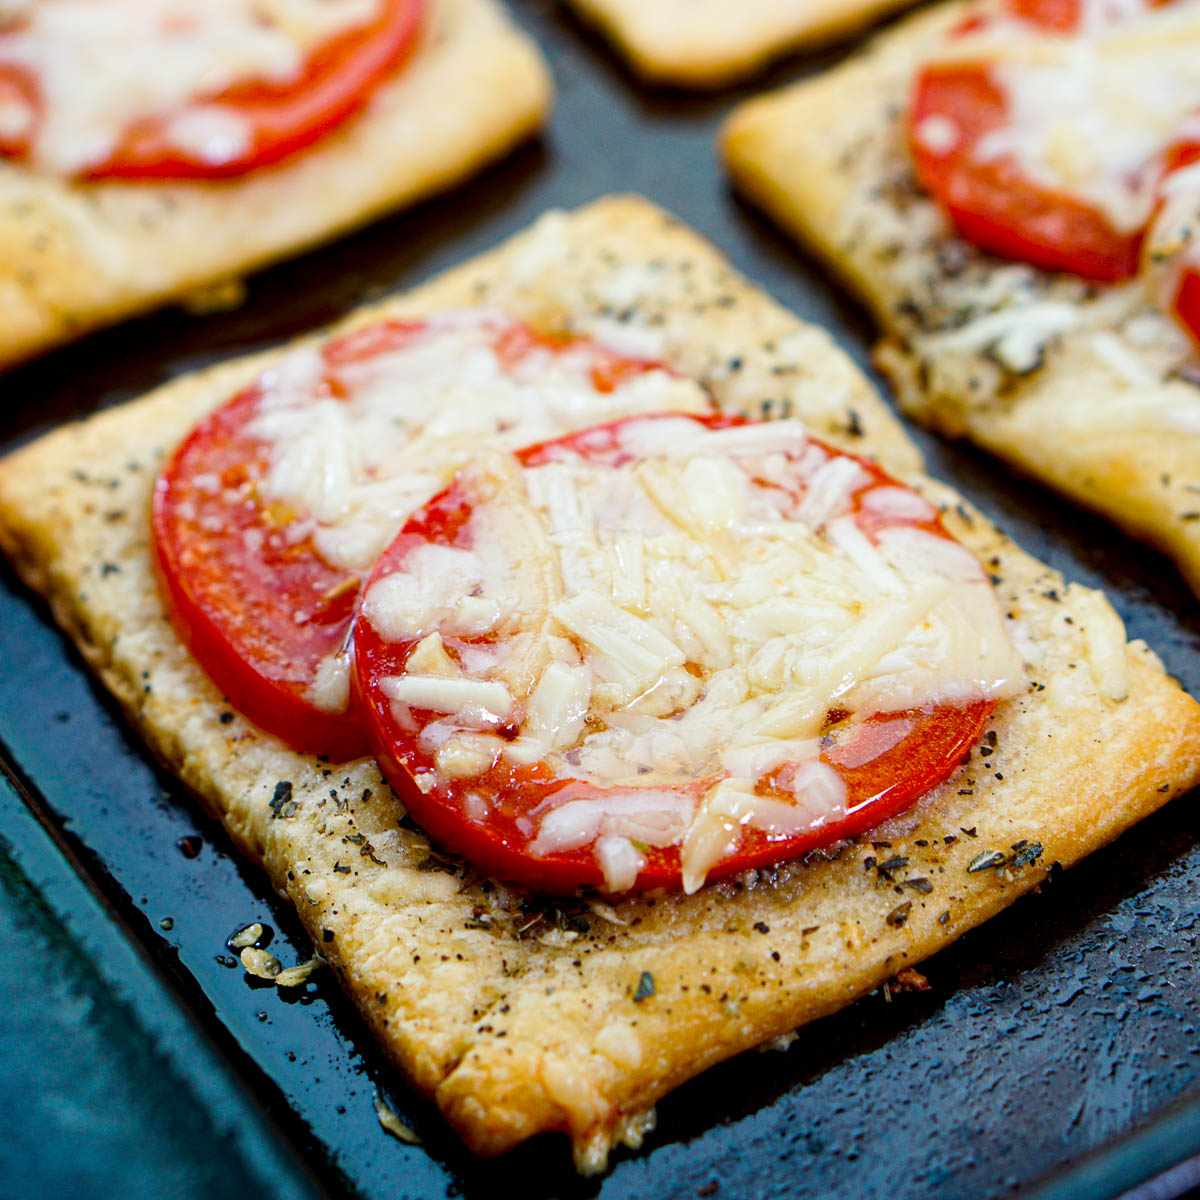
top-left (909, 0), bottom-right (1191, 282)
top-left (354, 413), bottom-right (999, 895)
top-left (152, 317), bottom-right (687, 761)
top-left (0, 0), bottom-right (423, 179)
top-left (1174, 263), bottom-right (1200, 350)
top-left (909, 63), bottom-right (1143, 281)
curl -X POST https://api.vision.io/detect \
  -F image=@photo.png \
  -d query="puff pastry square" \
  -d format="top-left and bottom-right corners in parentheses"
top-left (563, 0), bottom-right (924, 86)
top-left (2, 195), bottom-right (1199, 1171)
top-left (0, 0), bottom-right (551, 370)
top-left (722, 4), bottom-right (1200, 595)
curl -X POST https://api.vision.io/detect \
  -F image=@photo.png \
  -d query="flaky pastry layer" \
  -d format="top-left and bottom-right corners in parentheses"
top-left (2, 195), bottom-right (1199, 1170)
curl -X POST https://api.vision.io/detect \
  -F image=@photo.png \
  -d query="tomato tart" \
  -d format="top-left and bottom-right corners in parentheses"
top-left (0, 0), bottom-right (551, 368)
top-left (565, 0), bottom-right (928, 86)
top-left (723, 0), bottom-right (1200, 594)
top-left (2, 196), bottom-right (1198, 1168)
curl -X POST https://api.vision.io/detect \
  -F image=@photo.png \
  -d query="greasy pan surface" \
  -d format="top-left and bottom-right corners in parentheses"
top-left (3, 1), bottom-right (1200, 1196)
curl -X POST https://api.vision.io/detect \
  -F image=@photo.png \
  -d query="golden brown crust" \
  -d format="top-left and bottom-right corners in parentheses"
top-left (0, 0), bottom-right (551, 369)
top-left (564, 0), bottom-right (923, 87)
top-left (721, 6), bottom-right (1200, 595)
top-left (2, 195), bottom-right (1199, 1169)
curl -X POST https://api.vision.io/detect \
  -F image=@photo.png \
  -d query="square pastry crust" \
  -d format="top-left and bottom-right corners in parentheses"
top-left (722, 4), bottom-right (1200, 596)
top-left (3, 195), bottom-right (1200, 1171)
top-left (0, 0), bottom-right (551, 370)
top-left (564, 0), bottom-right (922, 87)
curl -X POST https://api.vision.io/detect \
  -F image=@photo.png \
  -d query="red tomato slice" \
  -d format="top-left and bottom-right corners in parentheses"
top-left (152, 316), bottom-right (679, 762)
top-left (909, 66), bottom-right (1142, 282)
top-left (0, 0), bottom-right (423, 179)
top-left (1174, 262), bottom-right (1200, 349)
top-left (909, 0), bottom-right (1188, 282)
top-left (354, 413), bottom-right (999, 895)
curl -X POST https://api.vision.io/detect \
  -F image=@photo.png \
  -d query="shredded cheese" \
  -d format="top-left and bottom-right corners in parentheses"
top-left (364, 416), bottom-right (1026, 892)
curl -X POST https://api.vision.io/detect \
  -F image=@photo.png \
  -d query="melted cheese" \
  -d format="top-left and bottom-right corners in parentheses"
top-left (364, 416), bottom-right (1026, 892)
top-left (0, 0), bottom-right (382, 173)
top-left (250, 311), bottom-right (710, 576)
top-left (930, 0), bottom-right (1200, 234)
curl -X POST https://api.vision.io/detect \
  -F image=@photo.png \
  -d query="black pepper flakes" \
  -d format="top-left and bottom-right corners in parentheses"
top-left (886, 902), bottom-right (912, 927)
top-left (753, 921), bottom-right (770, 934)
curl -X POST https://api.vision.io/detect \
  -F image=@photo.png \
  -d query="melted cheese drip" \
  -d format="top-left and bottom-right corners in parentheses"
top-left (365, 417), bottom-right (1026, 892)
top-left (0, 0), bottom-right (381, 173)
top-left (932, 0), bottom-right (1200, 233)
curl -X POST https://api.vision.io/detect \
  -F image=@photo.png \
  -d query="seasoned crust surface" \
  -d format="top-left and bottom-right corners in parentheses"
top-left (0, 0), bottom-right (551, 370)
top-left (564, 0), bottom-right (924, 86)
top-left (2, 195), bottom-right (1200, 1169)
top-left (721, 5), bottom-right (1200, 595)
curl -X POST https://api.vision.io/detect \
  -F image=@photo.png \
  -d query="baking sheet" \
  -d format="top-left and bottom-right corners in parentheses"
top-left (4, 1), bottom-right (1200, 1196)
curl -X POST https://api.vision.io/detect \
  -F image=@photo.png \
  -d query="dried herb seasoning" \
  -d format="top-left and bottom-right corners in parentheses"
top-left (967, 850), bottom-right (1007, 873)
top-left (269, 780), bottom-right (297, 819)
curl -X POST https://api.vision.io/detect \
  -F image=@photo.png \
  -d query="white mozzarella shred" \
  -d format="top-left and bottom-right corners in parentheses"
top-left (752, 582), bottom-right (952, 739)
top-left (594, 836), bottom-right (646, 893)
top-left (876, 525), bottom-right (985, 583)
top-left (528, 790), bottom-right (694, 856)
top-left (794, 457), bottom-right (871, 529)
top-left (381, 674), bottom-right (513, 718)
top-left (1, 0), bottom-right (382, 174)
top-left (932, 302), bottom-right (1082, 373)
top-left (914, 113), bottom-right (961, 155)
top-left (162, 105), bottom-right (251, 166)
top-left (787, 760), bottom-right (848, 818)
top-left (680, 779), bottom-right (757, 894)
top-left (719, 737), bottom-right (820, 781)
top-left (405, 633), bottom-right (461, 677)
top-left (931, 0), bottom-right (1200, 235)
top-left (362, 545), bottom-right (490, 642)
top-left (859, 487), bottom-right (937, 523)
top-left (552, 592), bottom-right (686, 703)
top-left (434, 734), bottom-right (501, 780)
top-left (306, 649), bottom-right (352, 715)
top-left (826, 516), bottom-right (907, 596)
top-left (614, 416), bottom-right (812, 462)
top-left (677, 455), bottom-right (750, 531)
top-left (503, 662), bottom-right (592, 765)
